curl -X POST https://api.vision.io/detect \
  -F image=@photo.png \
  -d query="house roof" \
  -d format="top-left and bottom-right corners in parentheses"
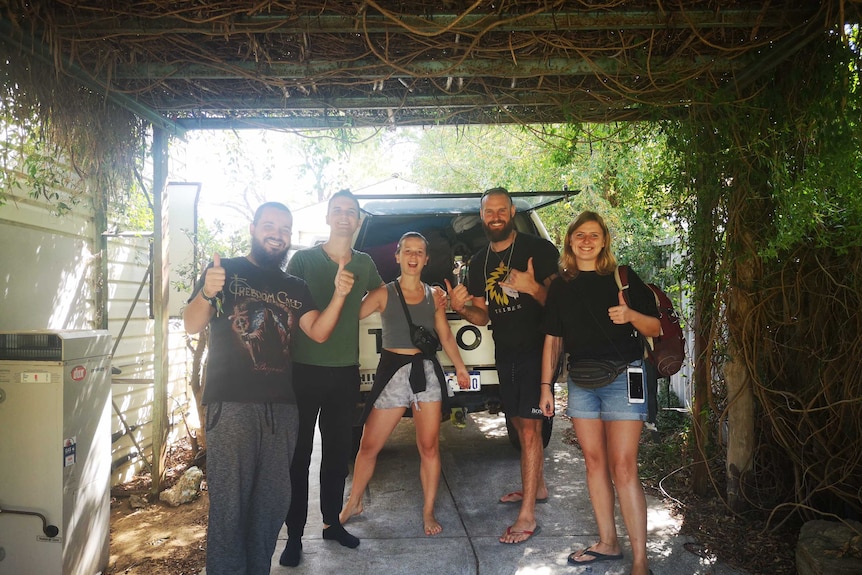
top-left (1, 1), bottom-right (852, 134)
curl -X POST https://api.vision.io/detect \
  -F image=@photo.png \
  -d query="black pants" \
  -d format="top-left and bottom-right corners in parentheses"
top-left (285, 362), bottom-right (360, 536)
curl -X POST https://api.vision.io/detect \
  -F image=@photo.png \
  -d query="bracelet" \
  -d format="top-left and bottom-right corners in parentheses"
top-left (540, 382), bottom-right (553, 386)
top-left (201, 289), bottom-right (217, 305)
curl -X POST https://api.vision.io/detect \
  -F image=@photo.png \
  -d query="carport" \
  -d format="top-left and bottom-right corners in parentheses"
top-left (1, 0), bottom-right (859, 527)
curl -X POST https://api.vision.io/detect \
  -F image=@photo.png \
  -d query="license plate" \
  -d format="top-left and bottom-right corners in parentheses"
top-left (446, 370), bottom-right (481, 392)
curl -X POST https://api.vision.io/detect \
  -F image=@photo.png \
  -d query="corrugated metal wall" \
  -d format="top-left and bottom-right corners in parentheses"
top-left (0, 162), bottom-right (194, 487)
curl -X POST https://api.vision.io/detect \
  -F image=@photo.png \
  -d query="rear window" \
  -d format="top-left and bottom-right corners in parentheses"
top-left (355, 212), bottom-right (539, 286)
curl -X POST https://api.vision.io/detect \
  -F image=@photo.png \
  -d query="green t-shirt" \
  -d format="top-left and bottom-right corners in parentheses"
top-left (287, 245), bottom-right (383, 366)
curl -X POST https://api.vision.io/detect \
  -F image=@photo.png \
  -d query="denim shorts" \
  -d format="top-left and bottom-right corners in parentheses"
top-left (565, 360), bottom-right (647, 421)
top-left (374, 360), bottom-right (452, 410)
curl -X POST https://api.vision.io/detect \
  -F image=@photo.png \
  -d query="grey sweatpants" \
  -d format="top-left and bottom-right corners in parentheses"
top-left (205, 401), bottom-right (298, 575)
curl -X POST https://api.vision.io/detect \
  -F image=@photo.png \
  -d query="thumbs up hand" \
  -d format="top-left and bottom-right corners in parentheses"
top-left (203, 253), bottom-right (226, 299)
top-left (445, 279), bottom-right (469, 313)
top-left (333, 257), bottom-right (355, 298)
top-left (608, 288), bottom-right (630, 325)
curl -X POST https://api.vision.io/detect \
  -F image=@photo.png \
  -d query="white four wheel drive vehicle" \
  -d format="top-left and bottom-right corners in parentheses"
top-left (351, 192), bottom-right (565, 449)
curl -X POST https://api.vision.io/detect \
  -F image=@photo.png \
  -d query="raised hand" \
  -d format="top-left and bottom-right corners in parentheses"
top-left (499, 257), bottom-right (537, 293)
top-left (333, 257), bottom-right (355, 297)
top-left (204, 253), bottom-right (226, 298)
top-left (445, 279), bottom-right (469, 313)
top-left (431, 285), bottom-right (448, 310)
top-left (608, 289), bottom-right (630, 325)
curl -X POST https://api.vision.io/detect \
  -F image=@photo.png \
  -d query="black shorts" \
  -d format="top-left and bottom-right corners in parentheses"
top-left (496, 347), bottom-right (546, 420)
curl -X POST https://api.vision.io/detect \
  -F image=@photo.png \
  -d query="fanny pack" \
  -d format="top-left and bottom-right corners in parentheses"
top-left (409, 324), bottom-right (440, 357)
top-left (568, 359), bottom-right (628, 389)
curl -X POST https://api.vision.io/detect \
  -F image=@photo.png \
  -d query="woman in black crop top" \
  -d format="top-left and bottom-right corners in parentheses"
top-left (539, 212), bottom-right (659, 575)
top-left (339, 232), bottom-right (469, 537)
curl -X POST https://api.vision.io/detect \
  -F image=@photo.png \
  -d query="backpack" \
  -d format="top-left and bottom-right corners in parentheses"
top-left (615, 265), bottom-right (685, 378)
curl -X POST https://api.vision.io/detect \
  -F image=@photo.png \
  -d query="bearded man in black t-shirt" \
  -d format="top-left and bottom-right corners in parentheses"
top-left (183, 202), bottom-right (355, 575)
top-left (446, 187), bottom-right (559, 545)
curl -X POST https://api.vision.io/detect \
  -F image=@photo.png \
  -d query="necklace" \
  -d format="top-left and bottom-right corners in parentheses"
top-left (483, 233), bottom-right (516, 305)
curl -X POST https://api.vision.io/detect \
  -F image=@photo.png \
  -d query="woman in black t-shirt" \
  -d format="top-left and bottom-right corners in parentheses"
top-left (539, 211), bottom-right (659, 575)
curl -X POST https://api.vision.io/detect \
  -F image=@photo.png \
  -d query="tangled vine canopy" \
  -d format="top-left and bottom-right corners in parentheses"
top-left (0, 1), bottom-right (848, 133)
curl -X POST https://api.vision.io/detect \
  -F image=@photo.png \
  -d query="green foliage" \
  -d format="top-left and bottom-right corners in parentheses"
top-left (411, 125), bottom-right (569, 193)
top-left (292, 129), bottom-right (363, 202)
top-left (411, 122), bottom-right (678, 288)
top-left (647, 26), bottom-right (862, 517)
top-left (1, 116), bottom-right (77, 215)
top-left (763, 31), bottom-right (862, 256)
top-left (21, 139), bottom-right (75, 214)
top-left (171, 218), bottom-right (249, 296)
top-left (638, 387), bottom-right (693, 483)
top-left (1, 46), bottom-right (146, 216)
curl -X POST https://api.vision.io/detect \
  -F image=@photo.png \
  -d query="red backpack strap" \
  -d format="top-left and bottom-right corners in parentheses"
top-left (615, 265), bottom-right (631, 305)
top-left (615, 265), bottom-right (653, 356)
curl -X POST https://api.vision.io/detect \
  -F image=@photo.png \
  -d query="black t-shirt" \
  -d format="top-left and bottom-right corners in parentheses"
top-left (466, 232), bottom-right (560, 353)
top-left (191, 257), bottom-right (317, 404)
top-left (542, 268), bottom-right (658, 363)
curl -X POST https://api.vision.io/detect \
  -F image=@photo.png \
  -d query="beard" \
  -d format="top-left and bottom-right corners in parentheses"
top-left (251, 236), bottom-right (289, 270)
top-left (482, 217), bottom-right (515, 243)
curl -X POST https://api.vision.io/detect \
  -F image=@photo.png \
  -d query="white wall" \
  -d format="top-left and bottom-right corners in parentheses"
top-left (0, 157), bottom-right (194, 486)
top-left (0, 187), bottom-right (97, 331)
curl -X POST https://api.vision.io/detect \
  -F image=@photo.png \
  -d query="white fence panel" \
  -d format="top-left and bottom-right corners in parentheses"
top-left (107, 237), bottom-right (193, 484)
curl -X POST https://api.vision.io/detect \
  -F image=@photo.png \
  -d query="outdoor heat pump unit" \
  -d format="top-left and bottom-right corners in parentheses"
top-left (0, 330), bottom-right (112, 575)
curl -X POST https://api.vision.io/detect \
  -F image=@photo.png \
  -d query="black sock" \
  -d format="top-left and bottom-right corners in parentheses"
top-left (322, 523), bottom-right (360, 548)
top-left (279, 537), bottom-right (302, 567)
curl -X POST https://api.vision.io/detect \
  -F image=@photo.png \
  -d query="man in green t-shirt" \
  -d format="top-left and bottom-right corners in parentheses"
top-left (280, 190), bottom-right (383, 567)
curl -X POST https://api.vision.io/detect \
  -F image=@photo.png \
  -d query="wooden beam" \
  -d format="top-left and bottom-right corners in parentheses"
top-left (53, 9), bottom-right (812, 38)
top-left (149, 128), bottom-right (170, 496)
top-left (173, 105), bottom-right (661, 130)
top-left (113, 55), bottom-right (739, 81)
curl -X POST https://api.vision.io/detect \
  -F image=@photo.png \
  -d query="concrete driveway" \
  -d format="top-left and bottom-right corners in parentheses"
top-left (259, 411), bottom-right (750, 575)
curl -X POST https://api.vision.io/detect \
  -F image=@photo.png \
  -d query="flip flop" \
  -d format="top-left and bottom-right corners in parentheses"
top-left (498, 490), bottom-right (549, 504)
top-left (567, 547), bottom-right (624, 565)
top-left (500, 524), bottom-right (541, 544)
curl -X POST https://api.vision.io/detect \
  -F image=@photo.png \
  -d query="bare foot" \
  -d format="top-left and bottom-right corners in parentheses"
top-left (423, 513), bottom-right (442, 536)
top-left (567, 541), bottom-right (623, 564)
top-left (499, 521), bottom-right (540, 544)
top-left (498, 489), bottom-right (549, 503)
top-left (339, 501), bottom-right (364, 525)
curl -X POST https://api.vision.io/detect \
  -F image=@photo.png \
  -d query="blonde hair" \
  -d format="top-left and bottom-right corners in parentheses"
top-left (559, 211), bottom-right (617, 280)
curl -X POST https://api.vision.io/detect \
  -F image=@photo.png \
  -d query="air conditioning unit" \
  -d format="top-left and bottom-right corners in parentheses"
top-left (0, 330), bottom-right (112, 575)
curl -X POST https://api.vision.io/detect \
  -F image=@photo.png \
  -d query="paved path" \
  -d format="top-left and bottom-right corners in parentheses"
top-left (207, 411), bottom-right (750, 575)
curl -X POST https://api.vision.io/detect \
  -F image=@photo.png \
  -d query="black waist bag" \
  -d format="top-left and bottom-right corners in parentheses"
top-left (568, 359), bottom-right (628, 389)
top-left (410, 324), bottom-right (440, 357)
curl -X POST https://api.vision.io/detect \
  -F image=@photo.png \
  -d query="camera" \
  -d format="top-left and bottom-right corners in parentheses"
top-left (627, 366), bottom-right (645, 403)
